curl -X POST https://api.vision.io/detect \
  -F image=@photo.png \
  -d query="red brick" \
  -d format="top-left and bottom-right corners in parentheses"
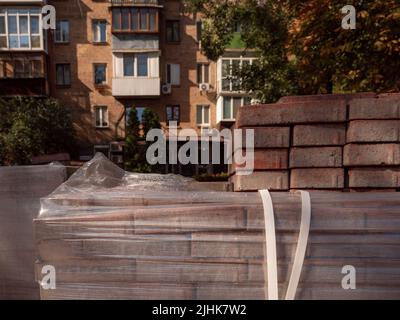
top-left (238, 127), bottom-right (290, 148)
top-left (349, 188), bottom-right (398, 192)
top-left (191, 232), bottom-right (264, 259)
top-left (344, 144), bottom-right (400, 166)
top-left (349, 168), bottom-right (400, 188)
top-left (347, 120), bottom-right (400, 143)
top-left (236, 100), bottom-right (347, 127)
top-left (290, 147), bottom-right (342, 168)
top-left (349, 98), bottom-right (400, 120)
top-left (290, 168), bottom-right (344, 189)
top-left (293, 124), bottom-right (346, 146)
top-left (231, 171), bottom-right (289, 191)
top-left (378, 93), bottom-right (400, 99)
top-left (278, 93), bottom-right (375, 104)
top-left (234, 149), bottom-right (288, 171)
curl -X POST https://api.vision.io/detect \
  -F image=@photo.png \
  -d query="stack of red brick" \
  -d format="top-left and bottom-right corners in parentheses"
top-left (231, 93), bottom-right (400, 192)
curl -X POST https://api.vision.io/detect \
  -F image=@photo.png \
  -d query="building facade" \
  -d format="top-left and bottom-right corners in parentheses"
top-left (0, 0), bottom-right (255, 173)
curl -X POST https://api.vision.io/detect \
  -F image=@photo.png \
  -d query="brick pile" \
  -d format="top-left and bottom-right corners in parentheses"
top-left (0, 164), bottom-right (66, 299)
top-left (34, 155), bottom-right (400, 299)
top-left (231, 93), bottom-right (400, 192)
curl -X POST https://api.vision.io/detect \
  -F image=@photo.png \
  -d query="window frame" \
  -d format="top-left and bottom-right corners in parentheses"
top-left (196, 104), bottom-right (210, 127)
top-left (94, 63), bottom-right (107, 86)
top-left (166, 105), bottom-right (180, 125)
top-left (221, 57), bottom-right (254, 93)
top-left (94, 106), bottom-right (109, 129)
top-left (166, 20), bottom-right (180, 43)
top-left (166, 63), bottom-right (180, 86)
top-left (0, 8), bottom-right (43, 50)
top-left (112, 8), bottom-right (159, 33)
top-left (122, 53), bottom-right (149, 78)
top-left (221, 96), bottom-right (251, 121)
top-left (92, 20), bottom-right (107, 43)
top-left (56, 63), bottom-right (71, 87)
top-left (55, 20), bottom-right (70, 43)
top-left (197, 63), bottom-right (209, 84)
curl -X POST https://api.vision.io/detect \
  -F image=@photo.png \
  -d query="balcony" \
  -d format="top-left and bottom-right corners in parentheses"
top-left (112, 77), bottom-right (160, 97)
top-left (0, 0), bottom-right (47, 4)
top-left (110, 0), bottom-right (160, 6)
top-left (0, 78), bottom-right (48, 96)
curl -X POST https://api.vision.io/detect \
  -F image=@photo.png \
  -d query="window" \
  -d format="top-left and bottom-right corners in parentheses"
top-left (0, 8), bottom-right (42, 49)
top-left (166, 20), bottom-right (180, 43)
top-left (112, 8), bottom-right (158, 32)
top-left (136, 107), bottom-right (145, 123)
top-left (122, 53), bottom-right (149, 77)
top-left (123, 55), bottom-right (134, 76)
top-left (15, 59), bottom-right (42, 78)
top-left (56, 63), bottom-right (71, 86)
top-left (197, 63), bottom-right (209, 84)
top-left (14, 60), bottom-right (25, 78)
top-left (31, 59), bottom-right (42, 77)
top-left (94, 64), bottom-right (107, 85)
top-left (55, 20), bottom-right (69, 43)
top-left (221, 58), bottom-right (253, 92)
top-left (166, 105), bottom-right (180, 125)
top-left (196, 105), bottom-right (210, 126)
top-left (222, 96), bottom-right (251, 120)
top-left (94, 106), bottom-right (109, 128)
top-left (93, 20), bottom-right (106, 43)
top-left (2, 60), bottom-right (11, 78)
top-left (137, 54), bottom-right (148, 77)
top-left (166, 63), bottom-right (180, 85)
top-left (196, 20), bottom-right (202, 42)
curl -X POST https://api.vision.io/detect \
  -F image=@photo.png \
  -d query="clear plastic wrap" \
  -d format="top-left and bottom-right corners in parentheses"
top-left (35, 154), bottom-right (400, 300)
top-left (0, 164), bottom-right (66, 299)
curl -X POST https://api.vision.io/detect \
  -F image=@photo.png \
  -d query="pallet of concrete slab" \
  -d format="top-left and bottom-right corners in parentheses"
top-left (0, 164), bottom-right (67, 300)
top-left (34, 189), bottom-right (400, 300)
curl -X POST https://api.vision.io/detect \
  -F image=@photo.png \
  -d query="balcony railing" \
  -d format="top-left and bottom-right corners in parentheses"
top-left (110, 0), bottom-right (159, 5)
top-left (112, 77), bottom-right (160, 97)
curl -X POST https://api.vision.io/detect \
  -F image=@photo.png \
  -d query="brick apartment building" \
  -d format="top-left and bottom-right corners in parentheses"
top-left (0, 0), bottom-right (256, 174)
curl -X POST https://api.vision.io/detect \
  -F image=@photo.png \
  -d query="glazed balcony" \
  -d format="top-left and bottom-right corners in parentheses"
top-left (110, 0), bottom-right (160, 7)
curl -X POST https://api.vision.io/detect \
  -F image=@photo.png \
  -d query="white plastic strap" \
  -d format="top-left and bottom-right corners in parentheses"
top-left (258, 189), bottom-right (311, 300)
top-left (285, 191), bottom-right (311, 300)
top-left (258, 190), bottom-right (279, 300)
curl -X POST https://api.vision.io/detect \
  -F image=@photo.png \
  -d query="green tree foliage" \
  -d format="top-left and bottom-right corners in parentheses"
top-left (184, 0), bottom-right (400, 102)
top-left (0, 97), bottom-right (75, 165)
top-left (124, 107), bottom-right (141, 172)
top-left (124, 107), bottom-right (161, 173)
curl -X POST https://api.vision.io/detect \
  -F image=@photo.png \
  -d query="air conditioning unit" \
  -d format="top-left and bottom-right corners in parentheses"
top-left (162, 83), bottom-right (172, 95)
top-left (199, 83), bottom-right (210, 92)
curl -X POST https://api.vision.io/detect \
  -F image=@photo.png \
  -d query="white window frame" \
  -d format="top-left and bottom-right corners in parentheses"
top-left (221, 57), bottom-right (254, 93)
top-left (122, 53), bottom-right (149, 78)
top-left (166, 63), bottom-right (180, 86)
top-left (136, 53), bottom-right (148, 77)
top-left (222, 96), bottom-right (251, 121)
top-left (55, 20), bottom-right (69, 43)
top-left (92, 20), bottom-right (107, 43)
top-left (0, 8), bottom-right (43, 50)
top-left (197, 105), bottom-right (210, 127)
top-left (94, 106), bottom-right (109, 128)
top-left (197, 63), bottom-right (209, 84)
